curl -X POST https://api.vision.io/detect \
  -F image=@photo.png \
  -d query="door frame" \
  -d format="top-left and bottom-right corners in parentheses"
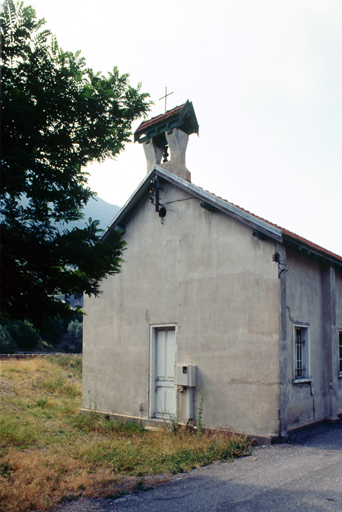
top-left (149, 323), bottom-right (177, 419)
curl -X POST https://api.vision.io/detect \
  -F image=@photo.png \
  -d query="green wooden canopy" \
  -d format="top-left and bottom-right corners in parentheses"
top-left (134, 100), bottom-right (199, 147)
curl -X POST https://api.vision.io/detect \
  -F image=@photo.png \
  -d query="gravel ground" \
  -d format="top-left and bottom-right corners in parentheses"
top-left (53, 421), bottom-right (342, 512)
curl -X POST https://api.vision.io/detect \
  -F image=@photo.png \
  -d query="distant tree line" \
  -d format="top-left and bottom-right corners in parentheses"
top-left (0, 317), bottom-right (83, 354)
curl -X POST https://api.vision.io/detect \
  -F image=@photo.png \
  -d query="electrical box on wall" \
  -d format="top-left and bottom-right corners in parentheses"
top-left (175, 365), bottom-right (197, 387)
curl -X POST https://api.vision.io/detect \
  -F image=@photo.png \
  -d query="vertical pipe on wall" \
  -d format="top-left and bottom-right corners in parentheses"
top-left (187, 388), bottom-right (194, 420)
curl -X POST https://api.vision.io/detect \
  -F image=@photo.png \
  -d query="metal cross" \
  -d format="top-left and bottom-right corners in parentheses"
top-left (159, 87), bottom-right (174, 113)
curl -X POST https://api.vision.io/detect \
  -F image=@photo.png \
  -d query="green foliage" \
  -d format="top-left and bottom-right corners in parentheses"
top-left (73, 414), bottom-right (147, 436)
top-left (0, 463), bottom-right (12, 478)
top-left (35, 375), bottom-right (81, 397)
top-left (0, 0), bottom-right (151, 331)
top-left (36, 396), bottom-right (48, 408)
top-left (0, 325), bottom-right (17, 354)
top-left (67, 320), bottom-right (82, 341)
top-left (41, 317), bottom-right (68, 346)
top-left (164, 414), bottom-right (180, 434)
top-left (197, 388), bottom-right (206, 436)
top-left (63, 319), bottom-right (83, 352)
top-left (5, 320), bottom-right (40, 351)
top-left (47, 354), bottom-right (82, 378)
top-left (49, 377), bottom-right (79, 397)
top-left (38, 340), bottom-right (52, 352)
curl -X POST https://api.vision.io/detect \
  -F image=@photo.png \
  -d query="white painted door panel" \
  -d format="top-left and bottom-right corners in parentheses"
top-left (154, 328), bottom-right (176, 418)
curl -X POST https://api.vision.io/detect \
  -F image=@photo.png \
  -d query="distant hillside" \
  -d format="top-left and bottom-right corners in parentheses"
top-left (65, 196), bottom-right (121, 231)
top-left (18, 195), bottom-right (121, 232)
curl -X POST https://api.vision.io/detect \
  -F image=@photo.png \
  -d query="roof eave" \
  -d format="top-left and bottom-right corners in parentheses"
top-left (101, 173), bottom-right (152, 241)
top-left (153, 167), bottom-right (283, 242)
top-left (102, 167), bottom-right (342, 268)
top-left (282, 234), bottom-right (342, 269)
top-left (103, 166), bottom-right (283, 243)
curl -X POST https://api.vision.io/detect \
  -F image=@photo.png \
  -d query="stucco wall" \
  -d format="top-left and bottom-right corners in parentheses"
top-left (280, 248), bottom-right (342, 431)
top-left (82, 182), bottom-right (280, 437)
top-left (336, 270), bottom-right (342, 414)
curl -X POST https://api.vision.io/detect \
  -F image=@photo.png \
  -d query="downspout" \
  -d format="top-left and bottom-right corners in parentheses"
top-left (276, 243), bottom-right (288, 438)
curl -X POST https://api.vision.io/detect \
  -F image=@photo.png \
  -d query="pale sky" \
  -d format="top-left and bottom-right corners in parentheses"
top-left (31, 0), bottom-right (341, 256)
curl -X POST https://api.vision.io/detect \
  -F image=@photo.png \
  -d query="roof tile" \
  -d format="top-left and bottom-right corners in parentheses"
top-left (203, 188), bottom-right (342, 263)
top-left (135, 104), bottom-right (185, 135)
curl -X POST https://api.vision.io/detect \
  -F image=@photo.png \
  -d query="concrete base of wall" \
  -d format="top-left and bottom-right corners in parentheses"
top-left (79, 408), bottom-right (278, 446)
top-left (287, 416), bottom-right (341, 436)
top-left (80, 408), bottom-right (167, 429)
top-left (324, 416), bottom-right (341, 424)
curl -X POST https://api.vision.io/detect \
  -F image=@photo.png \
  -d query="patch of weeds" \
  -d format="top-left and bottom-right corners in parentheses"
top-left (183, 420), bottom-right (196, 434)
top-left (165, 414), bottom-right (180, 435)
top-left (73, 414), bottom-right (146, 436)
top-left (36, 396), bottom-right (48, 408)
top-left (71, 411), bottom-right (102, 432)
top-left (206, 431), bottom-right (252, 461)
top-left (110, 457), bottom-right (138, 474)
top-left (61, 494), bottom-right (78, 503)
top-left (37, 376), bottom-right (81, 398)
top-left (111, 419), bottom-right (146, 436)
top-left (227, 436), bottom-right (253, 458)
top-left (61, 398), bottom-right (80, 416)
top-left (134, 478), bottom-right (144, 491)
top-left (47, 354), bottom-right (82, 379)
top-left (133, 478), bottom-right (154, 492)
top-left (5, 366), bottom-right (21, 374)
top-left (169, 461), bottom-right (184, 475)
top-left (44, 376), bottom-right (66, 394)
top-left (0, 418), bottom-right (38, 447)
top-left (63, 383), bottom-right (81, 397)
top-left (0, 463), bottom-right (11, 477)
top-left (105, 492), bottom-right (128, 500)
top-left (197, 388), bottom-right (206, 436)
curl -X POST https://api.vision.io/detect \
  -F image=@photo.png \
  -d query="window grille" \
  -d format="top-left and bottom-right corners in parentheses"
top-left (339, 332), bottom-right (342, 375)
top-left (295, 328), bottom-right (305, 378)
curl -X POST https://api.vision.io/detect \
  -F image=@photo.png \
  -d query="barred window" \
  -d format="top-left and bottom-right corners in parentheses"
top-left (294, 327), bottom-right (309, 380)
top-left (339, 332), bottom-right (342, 375)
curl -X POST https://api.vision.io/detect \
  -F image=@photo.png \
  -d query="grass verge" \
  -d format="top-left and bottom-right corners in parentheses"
top-left (0, 356), bottom-right (252, 511)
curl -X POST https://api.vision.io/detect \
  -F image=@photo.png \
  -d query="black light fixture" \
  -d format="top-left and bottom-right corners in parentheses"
top-left (159, 206), bottom-right (166, 218)
top-left (200, 201), bottom-right (215, 212)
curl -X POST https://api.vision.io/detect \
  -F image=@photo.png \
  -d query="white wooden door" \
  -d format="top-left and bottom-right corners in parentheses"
top-left (154, 328), bottom-right (176, 418)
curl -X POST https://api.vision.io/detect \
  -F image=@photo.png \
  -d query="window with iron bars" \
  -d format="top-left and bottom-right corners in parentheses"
top-left (339, 332), bottom-right (342, 376)
top-left (294, 327), bottom-right (308, 380)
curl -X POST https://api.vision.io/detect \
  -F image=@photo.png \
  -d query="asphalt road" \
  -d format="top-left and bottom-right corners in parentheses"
top-left (54, 422), bottom-right (342, 512)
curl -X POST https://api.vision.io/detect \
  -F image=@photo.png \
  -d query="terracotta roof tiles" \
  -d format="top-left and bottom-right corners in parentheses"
top-left (201, 187), bottom-right (342, 263)
top-left (135, 104), bottom-right (185, 135)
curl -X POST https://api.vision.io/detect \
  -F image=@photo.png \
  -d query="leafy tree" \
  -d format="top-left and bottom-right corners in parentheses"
top-left (40, 316), bottom-right (69, 346)
top-left (0, 325), bottom-right (17, 354)
top-left (1, 0), bottom-right (151, 330)
top-left (6, 319), bottom-right (40, 351)
top-left (66, 319), bottom-right (82, 343)
top-left (63, 319), bottom-right (83, 353)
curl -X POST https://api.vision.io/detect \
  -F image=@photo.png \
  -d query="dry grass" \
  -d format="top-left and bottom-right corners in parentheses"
top-left (0, 356), bottom-right (252, 512)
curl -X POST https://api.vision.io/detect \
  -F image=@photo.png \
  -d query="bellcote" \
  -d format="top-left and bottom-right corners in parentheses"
top-left (134, 100), bottom-right (199, 182)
